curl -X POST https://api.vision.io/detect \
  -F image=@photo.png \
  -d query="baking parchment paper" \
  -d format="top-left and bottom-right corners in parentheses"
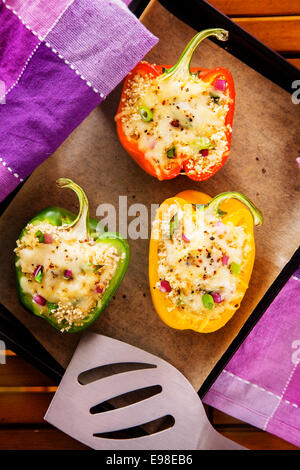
top-left (0, 0), bottom-right (299, 390)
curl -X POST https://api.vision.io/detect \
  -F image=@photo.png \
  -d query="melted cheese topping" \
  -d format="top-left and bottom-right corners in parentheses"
top-left (15, 222), bottom-right (120, 331)
top-left (156, 203), bottom-right (251, 319)
top-left (118, 69), bottom-right (231, 179)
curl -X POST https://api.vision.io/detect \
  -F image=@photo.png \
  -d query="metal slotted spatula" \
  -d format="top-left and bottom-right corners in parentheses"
top-left (45, 332), bottom-right (245, 450)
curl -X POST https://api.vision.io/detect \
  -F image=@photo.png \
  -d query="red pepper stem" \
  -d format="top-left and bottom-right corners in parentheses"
top-left (206, 191), bottom-right (263, 226)
top-left (162, 28), bottom-right (228, 79)
top-left (56, 178), bottom-right (91, 240)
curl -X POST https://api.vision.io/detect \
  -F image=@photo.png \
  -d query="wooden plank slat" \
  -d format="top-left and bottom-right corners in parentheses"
top-left (0, 356), bottom-right (57, 387)
top-left (0, 392), bottom-right (54, 424)
top-left (0, 427), bottom-right (88, 450)
top-left (287, 57), bottom-right (300, 68)
top-left (209, 0), bottom-right (300, 17)
top-left (2, 351), bottom-right (15, 356)
top-left (234, 16), bottom-right (300, 52)
top-left (213, 410), bottom-right (300, 449)
top-left (212, 409), bottom-right (247, 426)
top-left (218, 429), bottom-right (299, 450)
top-left (0, 426), bottom-right (297, 450)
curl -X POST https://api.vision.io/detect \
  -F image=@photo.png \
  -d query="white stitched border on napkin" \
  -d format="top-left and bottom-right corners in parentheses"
top-left (2, 0), bottom-right (105, 99)
top-left (223, 369), bottom-right (299, 411)
top-left (263, 362), bottom-right (299, 430)
top-left (2, 0), bottom-right (44, 40)
top-left (0, 157), bottom-right (24, 182)
top-left (0, 42), bottom-right (40, 101)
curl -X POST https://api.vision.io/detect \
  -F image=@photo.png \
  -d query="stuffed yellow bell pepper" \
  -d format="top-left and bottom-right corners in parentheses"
top-left (149, 190), bottom-right (263, 333)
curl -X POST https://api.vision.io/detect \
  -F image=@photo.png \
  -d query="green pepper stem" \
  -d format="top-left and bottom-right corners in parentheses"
top-left (206, 191), bottom-right (263, 226)
top-left (56, 178), bottom-right (91, 240)
top-left (162, 28), bottom-right (228, 80)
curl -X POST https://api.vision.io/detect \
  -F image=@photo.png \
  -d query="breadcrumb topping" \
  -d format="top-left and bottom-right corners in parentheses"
top-left (156, 203), bottom-right (250, 319)
top-left (117, 71), bottom-right (232, 178)
top-left (15, 221), bottom-right (120, 331)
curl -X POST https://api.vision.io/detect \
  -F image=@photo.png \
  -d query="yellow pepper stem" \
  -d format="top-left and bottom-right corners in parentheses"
top-left (206, 191), bottom-right (263, 226)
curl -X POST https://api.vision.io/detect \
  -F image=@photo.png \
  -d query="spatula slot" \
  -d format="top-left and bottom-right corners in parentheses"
top-left (93, 414), bottom-right (175, 439)
top-left (78, 362), bottom-right (156, 385)
top-left (89, 385), bottom-right (162, 414)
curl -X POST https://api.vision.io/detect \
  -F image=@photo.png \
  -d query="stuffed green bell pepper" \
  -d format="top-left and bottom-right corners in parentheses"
top-left (14, 178), bottom-right (130, 333)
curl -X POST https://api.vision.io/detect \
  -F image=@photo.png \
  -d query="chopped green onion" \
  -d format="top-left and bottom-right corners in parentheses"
top-left (34, 266), bottom-right (43, 283)
top-left (193, 136), bottom-right (214, 150)
top-left (192, 203), bottom-right (206, 211)
top-left (209, 91), bottom-right (220, 103)
top-left (167, 146), bottom-right (176, 158)
top-left (202, 293), bottom-right (215, 310)
top-left (217, 208), bottom-right (227, 217)
top-left (35, 230), bottom-right (44, 243)
top-left (230, 262), bottom-right (240, 276)
top-left (139, 106), bottom-right (153, 122)
top-left (80, 262), bottom-right (93, 272)
top-left (177, 298), bottom-right (185, 306)
top-left (47, 302), bottom-right (58, 313)
top-left (170, 213), bottom-right (179, 238)
top-left (93, 264), bottom-right (103, 272)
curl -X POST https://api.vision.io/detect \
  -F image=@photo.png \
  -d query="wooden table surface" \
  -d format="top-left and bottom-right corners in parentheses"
top-left (0, 0), bottom-right (299, 450)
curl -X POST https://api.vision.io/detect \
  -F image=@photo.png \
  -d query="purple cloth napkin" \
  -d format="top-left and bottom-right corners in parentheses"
top-left (203, 265), bottom-right (300, 448)
top-left (0, 0), bottom-right (158, 202)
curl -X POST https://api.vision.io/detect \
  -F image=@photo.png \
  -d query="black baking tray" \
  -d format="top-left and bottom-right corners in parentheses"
top-left (0, 0), bottom-right (299, 395)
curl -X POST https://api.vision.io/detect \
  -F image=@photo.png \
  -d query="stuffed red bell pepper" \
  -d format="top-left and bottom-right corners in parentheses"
top-left (115, 28), bottom-right (235, 181)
